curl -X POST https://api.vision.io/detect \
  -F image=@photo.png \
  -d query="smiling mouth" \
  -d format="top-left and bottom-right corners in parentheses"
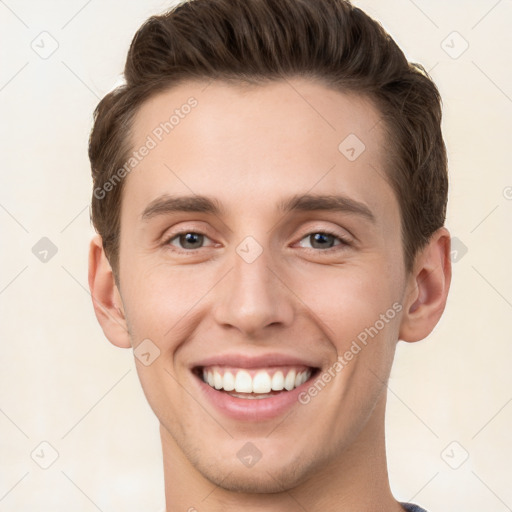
top-left (193, 365), bottom-right (320, 399)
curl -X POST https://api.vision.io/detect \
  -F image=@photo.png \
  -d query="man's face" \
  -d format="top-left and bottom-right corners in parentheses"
top-left (116, 78), bottom-right (408, 492)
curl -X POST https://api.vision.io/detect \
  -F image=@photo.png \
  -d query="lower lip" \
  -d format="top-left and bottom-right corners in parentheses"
top-left (193, 371), bottom-right (315, 421)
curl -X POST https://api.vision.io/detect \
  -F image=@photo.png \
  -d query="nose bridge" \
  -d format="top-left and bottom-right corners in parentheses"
top-left (212, 236), bottom-right (293, 334)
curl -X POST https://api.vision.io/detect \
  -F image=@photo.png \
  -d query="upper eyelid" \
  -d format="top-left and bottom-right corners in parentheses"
top-left (295, 226), bottom-right (350, 240)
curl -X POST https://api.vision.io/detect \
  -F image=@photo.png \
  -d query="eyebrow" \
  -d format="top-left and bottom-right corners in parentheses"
top-left (141, 194), bottom-right (224, 221)
top-left (278, 193), bottom-right (375, 222)
top-left (140, 193), bottom-right (375, 223)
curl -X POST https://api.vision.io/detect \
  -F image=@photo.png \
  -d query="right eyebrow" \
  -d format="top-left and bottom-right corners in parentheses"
top-left (140, 194), bottom-right (224, 222)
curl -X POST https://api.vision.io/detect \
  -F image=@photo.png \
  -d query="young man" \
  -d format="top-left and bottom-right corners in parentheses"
top-left (87, 0), bottom-right (451, 510)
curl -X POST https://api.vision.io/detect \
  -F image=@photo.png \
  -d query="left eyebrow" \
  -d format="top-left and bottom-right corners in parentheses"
top-left (277, 193), bottom-right (376, 223)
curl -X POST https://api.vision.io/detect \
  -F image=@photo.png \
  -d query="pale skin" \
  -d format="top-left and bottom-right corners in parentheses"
top-left (88, 78), bottom-right (451, 512)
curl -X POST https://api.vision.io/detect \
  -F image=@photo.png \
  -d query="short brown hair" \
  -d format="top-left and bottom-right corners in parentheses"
top-left (89, 0), bottom-right (447, 281)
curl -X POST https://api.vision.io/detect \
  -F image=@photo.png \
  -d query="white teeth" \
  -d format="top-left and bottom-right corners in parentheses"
top-left (252, 371), bottom-right (272, 393)
top-left (234, 370), bottom-right (253, 393)
top-left (284, 369), bottom-right (296, 391)
top-left (213, 371), bottom-right (223, 390)
top-left (271, 371), bottom-right (284, 391)
top-left (296, 371), bottom-right (308, 387)
top-left (201, 367), bottom-right (312, 394)
top-left (223, 371), bottom-right (235, 391)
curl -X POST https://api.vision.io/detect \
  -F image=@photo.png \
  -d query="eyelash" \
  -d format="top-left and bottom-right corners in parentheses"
top-left (162, 229), bottom-right (351, 254)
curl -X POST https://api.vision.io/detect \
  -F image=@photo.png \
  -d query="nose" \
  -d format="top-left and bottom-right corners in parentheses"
top-left (212, 243), bottom-right (294, 337)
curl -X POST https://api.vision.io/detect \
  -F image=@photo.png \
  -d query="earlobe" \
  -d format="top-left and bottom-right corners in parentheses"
top-left (88, 234), bottom-right (132, 349)
top-left (399, 227), bottom-right (452, 343)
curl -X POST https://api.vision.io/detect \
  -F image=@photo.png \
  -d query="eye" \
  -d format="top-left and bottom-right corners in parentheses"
top-left (297, 231), bottom-right (350, 251)
top-left (162, 229), bottom-right (351, 253)
top-left (164, 231), bottom-right (215, 251)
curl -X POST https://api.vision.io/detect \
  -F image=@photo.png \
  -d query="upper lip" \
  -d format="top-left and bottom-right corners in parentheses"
top-left (191, 353), bottom-right (320, 370)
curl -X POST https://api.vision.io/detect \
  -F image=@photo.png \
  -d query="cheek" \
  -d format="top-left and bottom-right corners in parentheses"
top-left (295, 264), bottom-right (403, 385)
top-left (119, 260), bottom-right (217, 349)
top-left (296, 265), bottom-right (399, 339)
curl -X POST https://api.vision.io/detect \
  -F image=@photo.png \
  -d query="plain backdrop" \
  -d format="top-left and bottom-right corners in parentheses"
top-left (1, 0), bottom-right (511, 510)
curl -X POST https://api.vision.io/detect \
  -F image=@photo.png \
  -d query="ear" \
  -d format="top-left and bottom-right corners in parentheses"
top-left (88, 234), bottom-right (131, 348)
top-left (399, 227), bottom-right (452, 343)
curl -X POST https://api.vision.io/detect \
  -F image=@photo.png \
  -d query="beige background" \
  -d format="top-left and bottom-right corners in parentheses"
top-left (1, 0), bottom-right (511, 510)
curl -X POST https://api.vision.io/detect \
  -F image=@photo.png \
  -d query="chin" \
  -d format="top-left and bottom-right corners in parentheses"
top-left (198, 459), bottom-right (309, 494)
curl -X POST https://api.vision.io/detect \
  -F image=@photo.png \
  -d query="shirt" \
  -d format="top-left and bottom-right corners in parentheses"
top-left (402, 503), bottom-right (428, 512)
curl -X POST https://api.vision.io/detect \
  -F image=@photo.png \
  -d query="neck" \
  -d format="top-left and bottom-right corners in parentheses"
top-left (161, 392), bottom-right (404, 512)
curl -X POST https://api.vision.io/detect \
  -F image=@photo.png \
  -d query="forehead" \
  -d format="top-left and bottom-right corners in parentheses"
top-left (122, 78), bottom-right (397, 226)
